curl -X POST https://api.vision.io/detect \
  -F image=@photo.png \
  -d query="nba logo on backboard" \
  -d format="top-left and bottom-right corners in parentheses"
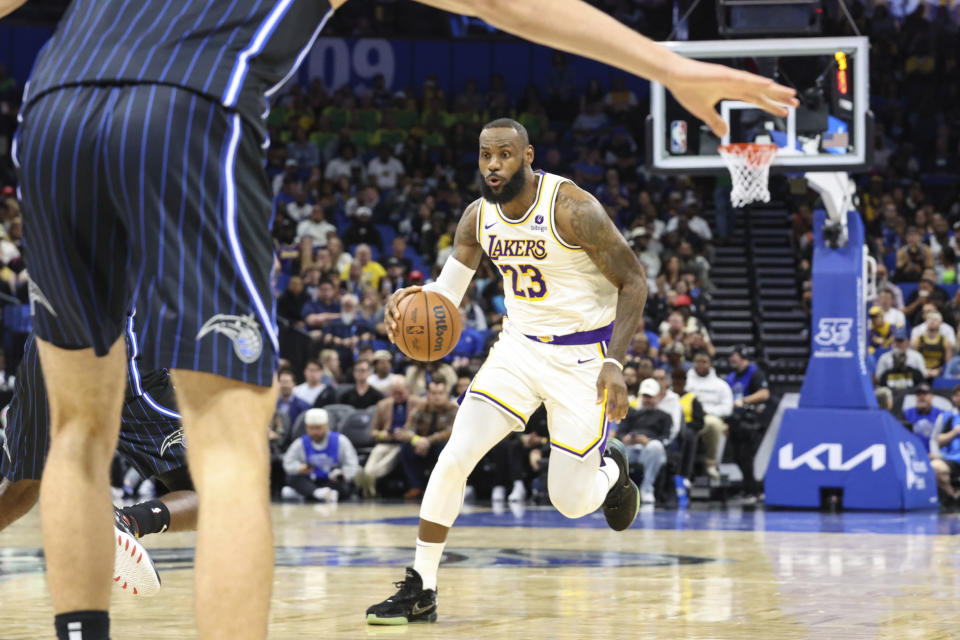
top-left (670, 120), bottom-right (687, 154)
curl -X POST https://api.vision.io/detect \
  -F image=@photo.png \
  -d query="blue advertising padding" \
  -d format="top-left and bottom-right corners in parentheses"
top-left (451, 42), bottom-right (491, 95)
top-left (765, 407), bottom-right (938, 510)
top-left (0, 25), bottom-right (53, 84)
top-left (780, 207), bottom-right (939, 511)
top-left (491, 41), bottom-right (532, 100)
top-left (800, 209), bottom-right (876, 410)
top-left (411, 40), bottom-right (453, 93)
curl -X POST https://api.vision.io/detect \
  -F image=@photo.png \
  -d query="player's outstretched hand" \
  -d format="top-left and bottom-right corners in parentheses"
top-left (596, 363), bottom-right (629, 424)
top-left (385, 285), bottom-right (423, 344)
top-left (665, 56), bottom-right (800, 138)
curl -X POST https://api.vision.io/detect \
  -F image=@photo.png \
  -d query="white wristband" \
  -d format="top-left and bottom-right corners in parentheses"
top-left (421, 256), bottom-right (476, 308)
top-left (602, 358), bottom-right (623, 370)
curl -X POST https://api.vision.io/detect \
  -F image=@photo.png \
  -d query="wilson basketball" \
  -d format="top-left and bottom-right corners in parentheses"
top-left (395, 291), bottom-right (461, 362)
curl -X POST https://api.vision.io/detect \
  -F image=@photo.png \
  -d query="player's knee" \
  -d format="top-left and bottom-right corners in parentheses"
top-left (432, 448), bottom-right (470, 484)
top-left (547, 474), bottom-right (594, 519)
top-left (49, 424), bottom-right (116, 462)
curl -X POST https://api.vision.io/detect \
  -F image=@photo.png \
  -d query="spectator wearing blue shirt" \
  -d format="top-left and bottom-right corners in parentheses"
top-left (901, 384), bottom-right (943, 453)
top-left (322, 293), bottom-right (373, 368)
top-left (274, 164), bottom-right (302, 201)
top-left (282, 409), bottom-right (358, 503)
top-left (572, 148), bottom-right (605, 189)
top-left (276, 369), bottom-right (311, 429)
top-left (930, 385), bottom-right (960, 502)
top-left (286, 126), bottom-right (320, 170)
top-left (944, 354), bottom-right (960, 379)
top-left (303, 279), bottom-right (340, 330)
top-left (878, 202), bottom-right (903, 272)
top-left (595, 168), bottom-right (632, 227)
top-left (450, 308), bottom-right (487, 369)
top-left (451, 326), bottom-right (484, 359)
top-left (640, 317), bottom-right (660, 351)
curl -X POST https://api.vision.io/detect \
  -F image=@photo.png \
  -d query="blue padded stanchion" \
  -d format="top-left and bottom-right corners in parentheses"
top-left (765, 209), bottom-right (938, 510)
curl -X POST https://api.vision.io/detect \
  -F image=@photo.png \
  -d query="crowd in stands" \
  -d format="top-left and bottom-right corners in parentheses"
top-left (2, 1), bottom-right (960, 505)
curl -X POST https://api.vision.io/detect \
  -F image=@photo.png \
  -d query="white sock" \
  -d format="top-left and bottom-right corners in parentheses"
top-left (413, 538), bottom-right (445, 591)
top-left (600, 457), bottom-right (619, 490)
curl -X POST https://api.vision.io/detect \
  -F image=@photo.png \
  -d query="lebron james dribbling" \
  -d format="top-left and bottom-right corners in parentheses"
top-left (366, 118), bottom-right (649, 624)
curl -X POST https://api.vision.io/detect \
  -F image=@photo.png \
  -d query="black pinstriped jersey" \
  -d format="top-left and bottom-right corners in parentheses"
top-left (24, 0), bottom-right (334, 139)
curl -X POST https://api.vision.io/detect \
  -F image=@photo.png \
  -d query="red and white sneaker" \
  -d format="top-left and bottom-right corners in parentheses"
top-left (112, 507), bottom-right (161, 596)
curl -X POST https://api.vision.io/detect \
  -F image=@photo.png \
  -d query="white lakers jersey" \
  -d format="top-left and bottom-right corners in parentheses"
top-left (477, 171), bottom-right (617, 336)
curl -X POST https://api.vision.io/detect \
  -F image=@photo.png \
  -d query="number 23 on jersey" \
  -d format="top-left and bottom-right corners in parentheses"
top-left (499, 263), bottom-right (548, 300)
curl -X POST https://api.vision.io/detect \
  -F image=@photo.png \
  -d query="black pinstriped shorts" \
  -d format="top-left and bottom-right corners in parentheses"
top-left (15, 83), bottom-right (277, 387)
top-left (0, 334), bottom-right (186, 482)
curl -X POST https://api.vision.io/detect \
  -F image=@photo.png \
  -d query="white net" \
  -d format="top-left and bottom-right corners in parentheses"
top-left (718, 143), bottom-right (779, 208)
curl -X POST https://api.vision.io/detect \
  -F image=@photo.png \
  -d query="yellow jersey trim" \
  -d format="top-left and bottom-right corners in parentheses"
top-left (548, 178), bottom-right (581, 251)
top-left (476, 199), bottom-right (484, 245)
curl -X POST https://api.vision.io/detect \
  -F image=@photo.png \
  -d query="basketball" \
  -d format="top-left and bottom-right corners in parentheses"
top-left (395, 291), bottom-right (461, 362)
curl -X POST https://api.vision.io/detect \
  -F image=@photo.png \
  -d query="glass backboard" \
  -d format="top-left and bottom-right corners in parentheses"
top-left (646, 37), bottom-right (872, 174)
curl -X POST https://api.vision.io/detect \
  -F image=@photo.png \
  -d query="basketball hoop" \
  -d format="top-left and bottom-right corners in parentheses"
top-left (718, 143), bottom-right (779, 207)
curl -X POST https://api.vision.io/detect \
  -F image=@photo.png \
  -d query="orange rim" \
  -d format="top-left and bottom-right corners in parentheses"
top-left (718, 143), bottom-right (779, 168)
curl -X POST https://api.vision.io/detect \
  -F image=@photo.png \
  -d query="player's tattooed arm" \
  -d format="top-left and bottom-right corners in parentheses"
top-left (555, 183), bottom-right (647, 422)
top-left (554, 183), bottom-right (648, 360)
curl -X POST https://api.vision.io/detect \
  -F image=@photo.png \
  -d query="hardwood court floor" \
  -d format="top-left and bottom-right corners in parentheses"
top-left (2, 501), bottom-right (959, 639)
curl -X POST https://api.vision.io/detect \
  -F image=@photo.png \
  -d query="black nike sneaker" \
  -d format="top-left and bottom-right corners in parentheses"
top-left (602, 438), bottom-right (640, 531)
top-left (365, 568), bottom-right (438, 625)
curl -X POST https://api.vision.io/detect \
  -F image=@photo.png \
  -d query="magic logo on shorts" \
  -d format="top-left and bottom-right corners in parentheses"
top-left (196, 314), bottom-right (263, 363)
top-left (27, 277), bottom-right (57, 317)
top-left (160, 427), bottom-right (186, 458)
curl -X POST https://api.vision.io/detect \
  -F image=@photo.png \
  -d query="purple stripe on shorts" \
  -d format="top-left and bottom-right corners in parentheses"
top-left (598, 418), bottom-right (610, 460)
top-left (524, 322), bottom-right (614, 346)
